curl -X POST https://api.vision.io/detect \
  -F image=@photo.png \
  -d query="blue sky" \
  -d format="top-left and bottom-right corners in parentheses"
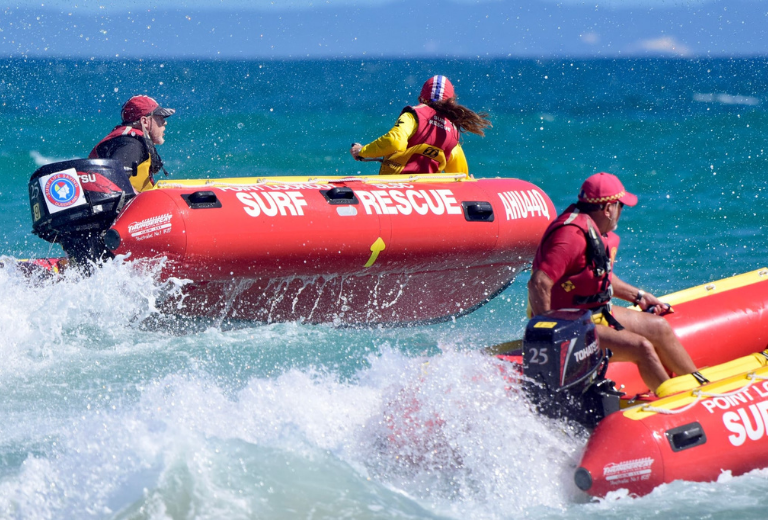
top-left (3, 0), bottom-right (765, 58)
top-left (20, 0), bottom-right (730, 9)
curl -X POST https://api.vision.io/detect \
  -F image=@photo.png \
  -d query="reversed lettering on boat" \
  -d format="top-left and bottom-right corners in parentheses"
top-left (128, 213), bottom-right (173, 240)
top-left (498, 189), bottom-right (550, 221)
top-left (603, 457), bottom-right (654, 484)
top-left (221, 183), bottom-right (333, 191)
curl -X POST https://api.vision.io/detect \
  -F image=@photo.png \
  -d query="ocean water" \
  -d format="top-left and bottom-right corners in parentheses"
top-left (1, 57), bottom-right (768, 519)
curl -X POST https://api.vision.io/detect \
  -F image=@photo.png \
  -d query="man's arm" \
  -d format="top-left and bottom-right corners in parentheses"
top-left (610, 274), bottom-right (636, 302)
top-left (612, 274), bottom-right (669, 314)
top-left (528, 269), bottom-right (554, 316)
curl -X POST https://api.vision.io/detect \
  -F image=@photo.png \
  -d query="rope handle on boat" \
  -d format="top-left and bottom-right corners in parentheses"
top-left (312, 174), bottom-right (469, 184)
top-left (640, 372), bottom-right (768, 415)
top-left (157, 173), bottom-right (469, 189)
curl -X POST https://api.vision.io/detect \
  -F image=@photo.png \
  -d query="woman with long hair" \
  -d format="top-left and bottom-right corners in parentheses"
top-left (350, 75), bottom-right (491, 175)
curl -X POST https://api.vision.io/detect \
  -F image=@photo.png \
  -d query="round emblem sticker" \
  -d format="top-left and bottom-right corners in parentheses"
top-left (44, 173), bottom-right (81, 208)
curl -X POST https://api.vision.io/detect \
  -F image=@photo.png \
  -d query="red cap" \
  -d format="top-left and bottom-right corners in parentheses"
top-left (419, 75), bottom-right (455, 102)
top-left (121, 95), bottom-right (175, 124)
top-left (578, 172), bottom-right (638, 207)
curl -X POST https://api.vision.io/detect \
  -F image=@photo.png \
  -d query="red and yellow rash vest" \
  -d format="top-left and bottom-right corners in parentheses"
top-left (395, 105), bottom-right (459, 174)
top-left (90, 126), bottom-right (154, 193)
top-left (540, 204), bottom-right (620, 311)
top-left (359, 105), bottom-right (462, 175)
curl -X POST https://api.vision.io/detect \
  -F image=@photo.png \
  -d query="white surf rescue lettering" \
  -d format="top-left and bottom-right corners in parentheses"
top-left (574, 340), bottom-right (599, 362)
top-left (357, 189), bottom-right (462, 216)
top-left (498, 189), bottom-right (550, 221)
top-left (688, 382), bottom-right (768, 447)
top-left (722, 400), bottom-right (768, 447)
top-left (702, 390), bottom-right (755, 414)
top-left (237, 191), bottom-right (308, 217)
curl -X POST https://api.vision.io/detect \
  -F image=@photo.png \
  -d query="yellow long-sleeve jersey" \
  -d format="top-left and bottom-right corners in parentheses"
top-left (358, 111), bottom-right (468, 174)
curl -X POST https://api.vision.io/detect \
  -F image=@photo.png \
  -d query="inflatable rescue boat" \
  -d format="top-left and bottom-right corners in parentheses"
top-left (495, 268), bottom-right (768, 498)
top-left (27, 159), bottom-right (555, 325)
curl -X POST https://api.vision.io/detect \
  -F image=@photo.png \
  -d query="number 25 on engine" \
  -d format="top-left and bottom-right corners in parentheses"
top-left (527, 348), bottom-right (549, 365)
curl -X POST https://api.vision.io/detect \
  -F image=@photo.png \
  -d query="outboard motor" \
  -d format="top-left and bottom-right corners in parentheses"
top-left (522, 309), bottom-right (622, 428)
top-left (29, 159), bottom-right (136, 267)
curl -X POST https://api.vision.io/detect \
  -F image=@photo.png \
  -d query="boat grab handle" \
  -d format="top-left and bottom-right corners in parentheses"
top-left (666, 422), bottom-right (707, 452)
top-left (321, 187), bottom-right (359, 205)
top-left (462, 201), bottom-right (495, 222)
top-left (181, 191), bottom-right (223, 209)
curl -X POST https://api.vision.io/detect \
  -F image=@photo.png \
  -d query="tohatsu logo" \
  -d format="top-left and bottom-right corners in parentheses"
top-left (574, 340), bottom-right (599, 362)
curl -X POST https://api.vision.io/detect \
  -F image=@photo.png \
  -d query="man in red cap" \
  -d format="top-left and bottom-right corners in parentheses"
top-left (90, 95), bottom-right (175, 192)
top-left (527, 172), bottom-right (699, 393)
top-left (350, 75), bottom-right (491, 175)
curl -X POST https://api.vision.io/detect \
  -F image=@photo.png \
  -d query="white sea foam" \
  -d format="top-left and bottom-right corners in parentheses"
top-left (0, 339), bottom-right (589, 519)
top-left (3, 271), bottom-right (768, 518)
top-left (693, 93), bottom-right (761, 106)
top-left (29, 151), bottom-right (73, 167)
top-left (0, 255), bottom-right (171, 373)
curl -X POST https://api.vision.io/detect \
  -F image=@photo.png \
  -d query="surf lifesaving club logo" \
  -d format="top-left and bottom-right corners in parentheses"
top-left (38, 168), bottom-right (88, 215)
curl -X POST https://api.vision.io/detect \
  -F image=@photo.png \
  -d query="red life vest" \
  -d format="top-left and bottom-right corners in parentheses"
top-left (541, 204), bottom-right (620, 311)
top-left (399, 104), bottom-right (460, 174)
top-left (89, 125), bottom-right (146, 160)
top-left (90, 126), bottom-right (156, 192)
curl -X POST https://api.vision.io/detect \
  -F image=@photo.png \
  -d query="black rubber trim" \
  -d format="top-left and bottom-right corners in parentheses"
top-left (104, 229), bottom-right (121, 251)
top-left (574, 467), bottom-right (593, 491)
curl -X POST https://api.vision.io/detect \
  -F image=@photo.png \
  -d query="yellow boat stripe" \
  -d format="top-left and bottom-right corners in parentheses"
top-left (624, 351), bottom-right (768, 420)
top-left (656, 351), bottom-right (768, 397)
top-left (629, 267), bottom-right (768, 310)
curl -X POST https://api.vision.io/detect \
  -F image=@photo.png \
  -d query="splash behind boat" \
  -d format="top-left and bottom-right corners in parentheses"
top-left (27, 159), bottom-right (555, 325)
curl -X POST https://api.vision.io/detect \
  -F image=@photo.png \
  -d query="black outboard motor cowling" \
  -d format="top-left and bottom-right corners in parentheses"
top-left (522, 309), bottom-right (621, 428)
top-left (29, 159), bottom-right (136, 265)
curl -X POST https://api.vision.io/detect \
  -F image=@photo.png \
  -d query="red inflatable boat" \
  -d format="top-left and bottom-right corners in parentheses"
top-left (572, 268), bottom-right (768, 497)
top-left (489, 269), bottom-right (768, 497)
top-left (101, 173), bottom-right (554, 324)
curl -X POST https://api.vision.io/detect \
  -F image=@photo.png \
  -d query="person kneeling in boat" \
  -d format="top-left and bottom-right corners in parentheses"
top-left (527, 172), bottom-right (700, 394)
top-left (90, 95), bottom-right (175, 193)
top-left (349, 75), bottom-right (491, 175)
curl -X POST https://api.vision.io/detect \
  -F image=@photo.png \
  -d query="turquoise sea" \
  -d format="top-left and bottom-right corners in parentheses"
top-left (1, 58), bottom-right (767, 519)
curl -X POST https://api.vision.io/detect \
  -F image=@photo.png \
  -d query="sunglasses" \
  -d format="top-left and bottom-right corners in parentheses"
top-left (149, 114), bottom-right (167, 126)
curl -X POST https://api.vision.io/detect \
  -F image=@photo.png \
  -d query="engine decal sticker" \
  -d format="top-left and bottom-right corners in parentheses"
top-left (39, 168), bottom-right (87, 214)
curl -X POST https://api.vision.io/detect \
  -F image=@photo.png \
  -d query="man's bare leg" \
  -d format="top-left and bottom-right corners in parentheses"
top-left (612, 306), bottom-right (697, 376)
top-left (595, 324), bottom-right (669, 392)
